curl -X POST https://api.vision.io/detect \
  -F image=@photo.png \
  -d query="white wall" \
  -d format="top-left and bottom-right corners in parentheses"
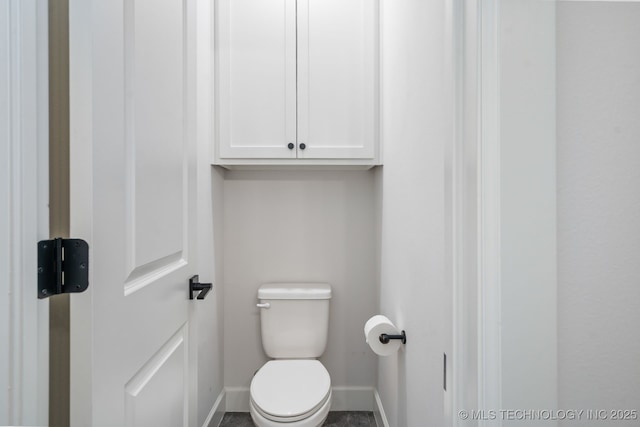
top-left (376, 0), bottom-right (446, 425)
top-left (557, 1), bottom-right (640, 416)
top-left (196, 167), bottom-right (225, 426)
top-left (222, 170), bottom-right (378, 406)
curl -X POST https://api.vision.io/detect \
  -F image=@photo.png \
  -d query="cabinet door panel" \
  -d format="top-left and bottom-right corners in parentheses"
top-left (297, 0), bottom-right (378, 159)
top-left (217, 0), bottom-right (296, 159)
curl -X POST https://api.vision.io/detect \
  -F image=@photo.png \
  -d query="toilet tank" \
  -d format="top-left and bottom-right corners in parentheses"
top-left (258, 283), bottom-right (332, 359)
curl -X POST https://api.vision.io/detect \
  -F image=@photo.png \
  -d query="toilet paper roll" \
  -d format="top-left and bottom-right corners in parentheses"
top-left (364, 315), bottom-right (402, 356)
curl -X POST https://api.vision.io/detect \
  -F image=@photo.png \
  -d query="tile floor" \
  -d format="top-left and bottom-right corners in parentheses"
top-left (219, 411), bottom-right (376, 427)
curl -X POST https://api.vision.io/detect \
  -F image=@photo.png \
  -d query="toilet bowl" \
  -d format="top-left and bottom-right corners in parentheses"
top-left (250, 360), bottom-right (331, 427)
top-left (250, 284), bottom-right (333, 427)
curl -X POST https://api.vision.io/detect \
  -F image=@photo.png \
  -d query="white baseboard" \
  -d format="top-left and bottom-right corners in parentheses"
top-left (224, 387), bottom-right (251, 412)
top-left (373, 389), bottom-right (390, 427)
top-left (330, 386), bottom-right (375, 411)
top-left (203, 389), bottom-right (226, 427)
top-left (224, 386), bottom-right (376, 413)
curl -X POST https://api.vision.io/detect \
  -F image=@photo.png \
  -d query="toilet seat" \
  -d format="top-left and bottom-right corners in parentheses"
top-left (250, 360), bottom-right (331, 422)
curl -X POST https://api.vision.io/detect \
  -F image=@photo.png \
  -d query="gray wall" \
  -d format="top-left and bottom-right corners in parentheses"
top-left (499, 0), bottom-right (558, 416)
top-left (376, 0), bottom-right (446, 425)
top-left (557, 1), bottom-right (640, 417)
top-left (222, 170), bottom-right (378, 403)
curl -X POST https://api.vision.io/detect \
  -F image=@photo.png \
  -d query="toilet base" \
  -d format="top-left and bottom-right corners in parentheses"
top-left (249, 389), bottom-right (331, 427)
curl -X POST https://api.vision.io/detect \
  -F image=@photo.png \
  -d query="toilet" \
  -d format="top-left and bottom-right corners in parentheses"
top-left (250, 283), bottom-right (332, 427)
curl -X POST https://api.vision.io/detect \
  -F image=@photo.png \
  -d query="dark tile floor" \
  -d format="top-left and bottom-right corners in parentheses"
top-left (219, 411), bottom-right (376, 427)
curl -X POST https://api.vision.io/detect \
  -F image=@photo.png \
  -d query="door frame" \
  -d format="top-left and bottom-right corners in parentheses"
top-left (449, 1), bottom-right (558, 425)
top-left (0, 0), bottom-right (49, 425)
top-left (447, 0), bottom-right (501, 424)
top-left (476, 0), bottom-right (503, 420)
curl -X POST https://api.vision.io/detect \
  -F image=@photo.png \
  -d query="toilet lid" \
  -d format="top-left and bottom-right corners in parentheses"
top-left (250, 360), bottom-right (331, 419)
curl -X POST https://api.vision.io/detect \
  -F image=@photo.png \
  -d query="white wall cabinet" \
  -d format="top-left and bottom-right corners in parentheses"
top-left (215, 0), bottom-right (379, 167)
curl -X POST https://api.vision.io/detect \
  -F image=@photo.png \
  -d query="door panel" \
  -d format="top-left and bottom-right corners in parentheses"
top-left (297, 0), bottom-right (378, 159)
top-left (69, 0), bottom-right (197, 425)
top-left (125, 325), bottom-right (188, 427)
top-left (217, 0), bottom-right (297, 159)
top-left (127, 0), bottom-right (185, 268)
top-left (124, 0), bottom-right (188, 293)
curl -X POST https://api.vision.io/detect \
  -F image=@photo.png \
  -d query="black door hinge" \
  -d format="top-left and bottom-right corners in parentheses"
top-left (37, 238), bottom-right (89, 299)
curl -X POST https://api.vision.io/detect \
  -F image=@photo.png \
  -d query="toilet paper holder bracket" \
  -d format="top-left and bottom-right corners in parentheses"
top-left (379, 330), bottom-right (407, 345)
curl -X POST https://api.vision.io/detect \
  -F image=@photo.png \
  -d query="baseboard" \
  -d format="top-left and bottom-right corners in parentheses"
top-left (224, 386), bottom-right (376, 412)
top-left (224, 387), bottom-right (251, 412)
top-left (203, 389), bottom-right (226, 427)
top-left (330, 386), bottom-right (375, 411)
top-left (373, 389), bottom-right (390, 427)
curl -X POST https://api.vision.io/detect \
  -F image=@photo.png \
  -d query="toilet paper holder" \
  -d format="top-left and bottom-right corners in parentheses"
top-left (379, 330), bottom-right (407, 345)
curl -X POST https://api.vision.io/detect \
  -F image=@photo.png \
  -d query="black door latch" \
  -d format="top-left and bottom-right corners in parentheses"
top-left (189, 275), bottom-right (212, 300)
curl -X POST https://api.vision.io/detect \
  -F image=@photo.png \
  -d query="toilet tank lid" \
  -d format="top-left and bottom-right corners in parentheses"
top-left (258, 283), bottom-right (332, 300)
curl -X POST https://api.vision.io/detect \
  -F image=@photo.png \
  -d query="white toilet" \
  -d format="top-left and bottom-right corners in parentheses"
top-left (250, 283), bottom-right (332, 427)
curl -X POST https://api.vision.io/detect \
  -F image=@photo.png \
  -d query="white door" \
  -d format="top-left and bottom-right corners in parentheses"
top-left (217, 0), bottom-right (297, 159)
top-left (68, 0), bottom-right (200, 426)
top-left (297, 0), bottom-right (378, 159)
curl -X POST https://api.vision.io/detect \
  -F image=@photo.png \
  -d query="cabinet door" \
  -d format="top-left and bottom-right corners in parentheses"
top-left (297, 0), bottom-right (378, 159)
top-left (217, 0), bottom-right (297, 159)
